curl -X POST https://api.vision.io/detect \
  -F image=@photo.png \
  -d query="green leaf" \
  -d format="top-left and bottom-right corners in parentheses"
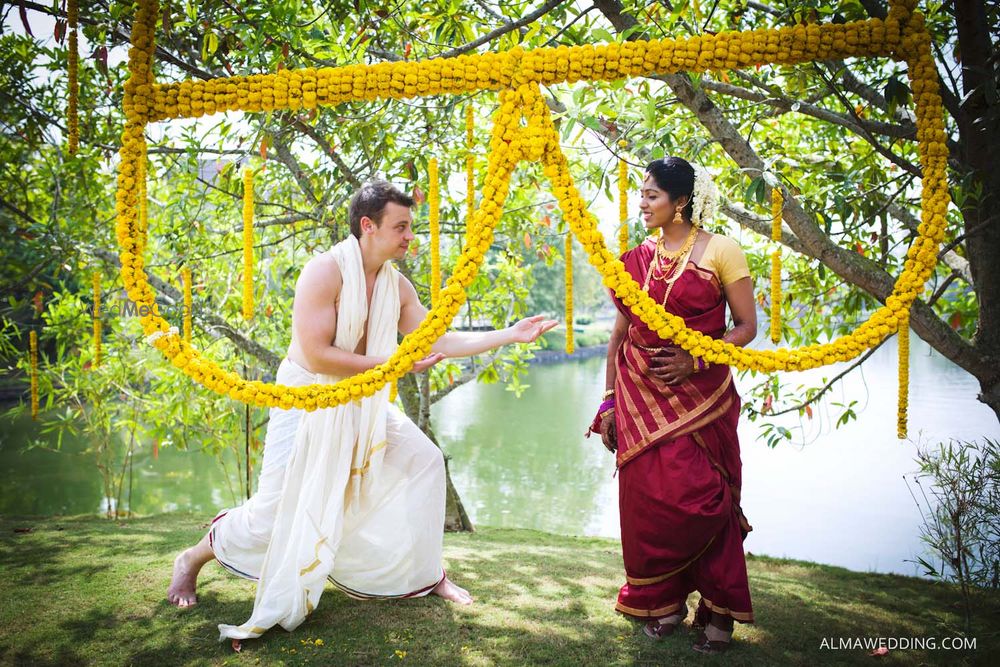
top-left (884, 76), bottom-right (911, 115)
top-left (201, 32), bottom-right (219, 63)
top-left (591, 28), bottom-right (615, 42)
top-left (744, 176), bottom-right (766, 207)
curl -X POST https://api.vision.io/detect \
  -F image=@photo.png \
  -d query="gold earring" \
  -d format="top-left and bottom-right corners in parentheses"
top-left (673, 208), bottom-right (684, 225)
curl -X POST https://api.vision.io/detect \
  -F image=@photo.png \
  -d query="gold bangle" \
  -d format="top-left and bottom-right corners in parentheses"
top-left (602, 389), bottom-right (615, 399)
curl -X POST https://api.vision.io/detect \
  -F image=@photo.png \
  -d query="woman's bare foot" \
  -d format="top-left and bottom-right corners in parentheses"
top-left (167, 533), bottom-right (215, 607)
top-left (430, 576), bottom-right (473, 605)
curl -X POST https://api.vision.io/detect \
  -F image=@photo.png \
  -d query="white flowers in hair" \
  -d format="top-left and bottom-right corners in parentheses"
top-left (690, 165), bottom-right (719, 227)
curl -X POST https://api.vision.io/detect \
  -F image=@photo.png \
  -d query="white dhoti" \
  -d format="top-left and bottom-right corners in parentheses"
top-left (210, 360), bottom-right (447, 596)
top-left (213, 237), bottom-right (446, 642)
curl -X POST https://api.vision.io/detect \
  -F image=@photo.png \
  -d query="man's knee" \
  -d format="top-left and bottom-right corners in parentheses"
top-left (418, 437), bottom-right (445, 473)
top-left (242, 494), bottom-right (282, 545)
top-left (404, 431), bottom-right (445, 480)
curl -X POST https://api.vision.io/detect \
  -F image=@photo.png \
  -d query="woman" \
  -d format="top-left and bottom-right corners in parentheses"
top-left (590, 157), bottom-right (757, 653)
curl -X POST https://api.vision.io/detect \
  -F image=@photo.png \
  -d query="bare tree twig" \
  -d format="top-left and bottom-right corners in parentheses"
top-left (437, 0), bottom-right (570, 58)
top-left (91, 248), bottom-right (281, 368)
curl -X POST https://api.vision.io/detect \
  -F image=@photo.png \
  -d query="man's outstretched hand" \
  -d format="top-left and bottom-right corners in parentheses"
top-left (509, 315), bottom-right (560, 344)
top-left (410, 352), bottom-right (446, 373)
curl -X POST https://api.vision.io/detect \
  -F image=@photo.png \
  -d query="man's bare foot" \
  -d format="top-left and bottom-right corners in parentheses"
top-left (430, 576), bottom-right (473, 605)
top-left (167, 533), bottom-right (215, 607)
top-left (167, 548), bottom-right (201, 607)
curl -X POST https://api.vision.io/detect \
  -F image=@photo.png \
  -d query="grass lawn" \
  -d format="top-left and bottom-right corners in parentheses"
top-left (1, 513), bottom-right (997, 666)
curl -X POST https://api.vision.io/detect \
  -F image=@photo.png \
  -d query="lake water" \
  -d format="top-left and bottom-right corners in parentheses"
top-left (432, 333), bottom-right (999, 577)
top-left (2, 333), bottom-right (996, 577)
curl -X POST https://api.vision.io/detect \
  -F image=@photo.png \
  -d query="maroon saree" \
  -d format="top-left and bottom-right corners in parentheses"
top-left (611, 237), bottom-right (754, 623)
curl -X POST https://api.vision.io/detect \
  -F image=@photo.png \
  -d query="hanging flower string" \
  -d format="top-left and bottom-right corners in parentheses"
top-left (182, 266), bottom-right (193, 343)
top-left (428, 158), bottom-right (441, 307)
top-left (898, 309), bottom-right (910, 439)
top-left (67, 0), bottom-right (79, 155)
top-left (618, 148), bottom-right (629, 256)
top-left (465, 104), bottom-right (475, 221)
top-left (770, 187), bottom-right (783, 344)
top-left (92, 271), bottom-right (102, 367)
top-left (139, 159), bottom-right (148, 235)
top-left (242, 167), bottom-right (254, 321)
top-left (565, 233), bottom-right (574, 355)
top-left (29, 330), bottom-right (39, 420)
top-left (118, 0), bottom-right (951, 410)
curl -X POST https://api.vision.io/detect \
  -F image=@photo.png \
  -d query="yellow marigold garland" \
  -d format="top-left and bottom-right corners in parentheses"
top-left (242, 167), bottom-right (254, 321)
top-left (770, 187), bottom-right (783, 344)
top-left (139, 160), bottom-right (148, 234)
top-left (897, 308), bottom-right (910, 439)
top-left (389, 380), bottom-right (398, 403)
top-left (182, 266), bottom-right (193, 343)
top-left (116, 0), bottom-right (950, 411)
top-left (428, 158), bottom-right (441, 307)
top-left (466, 104), bottom-right (475, 221)
top-left (67, 0), bottom-right (79, 155)
top-left (29, 330), bottom-right (39, 419)
top-left (146, 16), bottom-right (910, 124)
top-left (92, 271), bottom-right (102, 367)
top-left (618, 150), bottom-right (629, 256)
top-left (565, 233), bottom-right (574, 355)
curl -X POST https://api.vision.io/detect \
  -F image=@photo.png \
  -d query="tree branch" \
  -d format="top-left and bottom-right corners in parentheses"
top-left (886, 201), bottom-right (972, 283)
top-left (287, 116), bottom-right (363, 188)
top-left (429, 372), bottom-right (476, 403)
top-left (749, 339), bottom-right (885, 418)
top-left (811, 64), bottom-right (922, 177)
top-left (700, 77), bottom-right (916, 139)
top-left (91, 248), bottom-right (281, 369)
top-left (719, 202), bottom-right (808, 254)
top-left (437, 0), bottom-right (570, 58)
top-left (271, 135), bottom-right (320, 205)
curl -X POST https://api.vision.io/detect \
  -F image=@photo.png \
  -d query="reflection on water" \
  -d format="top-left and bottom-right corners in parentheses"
top-left (1, 333), bottom-right (997, 576)
top-left (431, 357), bottom-right (618, 537)
top-left (0, 421), bottom-right (241, 517)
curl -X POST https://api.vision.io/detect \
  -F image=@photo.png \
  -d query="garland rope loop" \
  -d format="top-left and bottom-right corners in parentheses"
top-left (116, 0), bottom-right (947, 414)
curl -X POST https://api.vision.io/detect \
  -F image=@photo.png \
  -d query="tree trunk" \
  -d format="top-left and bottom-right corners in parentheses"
top-left (955, 0), bottom-right (1000, 421)
top-left (398, 373), bottom-right (475, 532)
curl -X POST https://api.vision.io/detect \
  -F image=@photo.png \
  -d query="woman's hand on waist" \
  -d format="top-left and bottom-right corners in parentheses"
top-left (648, 346), bottom-right (694, 385)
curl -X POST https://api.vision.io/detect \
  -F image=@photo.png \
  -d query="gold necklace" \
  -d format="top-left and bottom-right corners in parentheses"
top-left (656, 225), bottom-right (699, 262)
top-left (642, 228), bottom-right (699, 304)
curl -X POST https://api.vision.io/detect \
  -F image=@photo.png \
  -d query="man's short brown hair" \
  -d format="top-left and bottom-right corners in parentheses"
top-left (348, 180), bottom-right (415, 238)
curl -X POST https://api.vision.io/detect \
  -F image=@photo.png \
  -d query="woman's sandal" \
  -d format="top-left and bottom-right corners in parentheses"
top-left (691, 622), bottom-right (733, 654)
top-left (642, 607), bottom-right (687, 640)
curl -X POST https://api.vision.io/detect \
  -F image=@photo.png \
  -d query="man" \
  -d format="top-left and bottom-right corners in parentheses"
top-left (166, 180), bottom-right (557, 639)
